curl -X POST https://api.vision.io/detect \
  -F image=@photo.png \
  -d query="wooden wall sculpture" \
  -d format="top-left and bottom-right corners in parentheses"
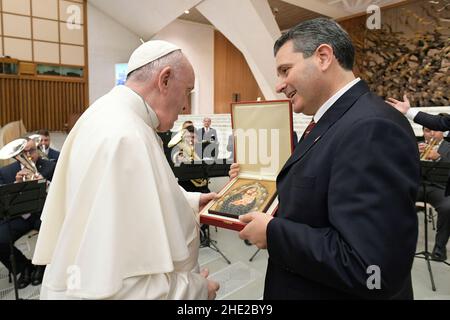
top-left (342, 1), bottom-right (449, 107)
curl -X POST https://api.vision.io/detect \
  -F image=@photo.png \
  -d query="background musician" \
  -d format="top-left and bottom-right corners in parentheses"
top-left (0, 138), bottom-right (56, 288)
top-left (417, 126), bottom-right (450, 261)
top-left (36, 129), bottom-right (60, 162)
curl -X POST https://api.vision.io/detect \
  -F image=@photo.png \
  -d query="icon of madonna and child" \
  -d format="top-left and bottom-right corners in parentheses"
top-left (208, 179), bottom-right (276, 218)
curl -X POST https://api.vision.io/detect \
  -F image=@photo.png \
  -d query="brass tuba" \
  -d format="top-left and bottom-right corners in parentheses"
top-left (420, 138), bottom-right (439, 160)
top-left (28, 134), bottom-right (49, 160)
top-left (168, 129), bottom-right (201, 163)
top-left (0, 138), bottom-right (40, 181)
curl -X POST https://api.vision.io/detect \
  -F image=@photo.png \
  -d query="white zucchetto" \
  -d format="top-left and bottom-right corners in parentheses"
top-left (126, 40), bottom-right (181, 76)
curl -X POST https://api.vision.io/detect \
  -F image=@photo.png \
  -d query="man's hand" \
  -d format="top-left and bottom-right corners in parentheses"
top-left (418, 142), bottom-right (427, 154)
top-left (199, 192), bottom-right (219, 211)
top-left (200, 268), bottom-right (220, 300)
top-left (427, 149), bottom-right (441, 161)
top-left (15, 169), bottom-right (42, 182)
top-left (385, 94), bottom-right (411, 114)
top-left (229, 163), bottom-right (240, 180)
top-left (15, 169), bottom-right (28, 182)
top-left (419, 143), bottom-right (441, 161)
top-left (238, 212), bottom-right (273, 249)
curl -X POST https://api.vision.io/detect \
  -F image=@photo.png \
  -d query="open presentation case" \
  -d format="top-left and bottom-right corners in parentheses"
top-left (200, 100), bottom-right (293, 231)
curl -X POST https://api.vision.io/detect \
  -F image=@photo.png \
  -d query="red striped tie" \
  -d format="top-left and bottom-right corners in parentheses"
top-left (303, 119), bottom-right (316, 138)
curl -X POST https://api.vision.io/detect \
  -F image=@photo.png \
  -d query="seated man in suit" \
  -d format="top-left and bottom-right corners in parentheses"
top-left (0, 138), bottom-right (56, 288)
top-left (418, 127), bottom-right (450, 261)
top-left (36, 129), bottom-right (60, 161)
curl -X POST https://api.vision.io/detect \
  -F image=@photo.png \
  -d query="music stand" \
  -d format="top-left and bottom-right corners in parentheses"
top-left (0, 180), bottom-right (47, 300)
top-left (249, 248), bottom-right (261, 262)
top-left (171, 161), bottom-right (231, 180)
top-left (171, 161), bottom-right (231, 264)
top-left (416, 161), bottom-right (450, 291)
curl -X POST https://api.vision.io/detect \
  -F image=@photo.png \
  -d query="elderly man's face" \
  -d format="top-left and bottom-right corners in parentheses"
top-left (203, 118), bottom-right (211, 128)
top-left (23, 140), bottom-right (39, 163)
top-left (275, 41), bottom-right (321, 115)
top-left (159, 58), bottom-right (195, 131)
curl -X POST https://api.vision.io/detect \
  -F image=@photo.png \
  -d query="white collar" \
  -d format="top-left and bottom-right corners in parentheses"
top-left (122, 85), bottom-right (160, 130)
top-left (314, 78), bottom-right (360, 123)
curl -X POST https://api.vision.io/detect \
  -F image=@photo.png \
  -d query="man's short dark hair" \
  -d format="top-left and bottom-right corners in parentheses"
top-left (37, 129), bottom-right (50, 136)
top-left (274, 18), bottom-right (354, 71)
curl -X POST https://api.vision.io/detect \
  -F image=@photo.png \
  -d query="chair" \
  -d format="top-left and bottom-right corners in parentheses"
top-left (64, 113), bottom-right (82, 134)
top-left (7, 230), bottom-right (39, 284)
top-left (416, 201), bottom-right (437, 231)
top-left (25, 230), bottom-right (39, 254)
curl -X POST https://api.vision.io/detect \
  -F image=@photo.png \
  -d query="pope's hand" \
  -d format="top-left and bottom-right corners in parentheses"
top-left (200, 268), bottom-right (220, 300)
top-left (238, 212), bottom-right (273, 249)
top-left (199, 192), bottom-right (219, 211)
top-left (229, 163), bottom-right (240, 180)
top-left (385, 94), bottom-right (411, 114)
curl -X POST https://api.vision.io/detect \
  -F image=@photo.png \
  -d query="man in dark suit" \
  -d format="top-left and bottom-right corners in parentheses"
top-left (386, 95), bottom-right (450, 132)
top-left (237, 18), bottom-right (420, 299)
top-left (0, 139), bottom-right (56, 288)
top-left (198, 117), bottom-right (219, 159)
top-left (417, 127), bottom-right (450, 261)
top-left (37, 129), bottom-right (60, 161)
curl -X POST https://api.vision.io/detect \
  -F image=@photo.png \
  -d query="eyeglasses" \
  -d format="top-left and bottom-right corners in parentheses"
top-left (24, 148), bottom-right (37, 154)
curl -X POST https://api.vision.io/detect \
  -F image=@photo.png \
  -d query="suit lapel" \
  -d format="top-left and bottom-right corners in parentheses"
top-left (279, 81), bottom-right (370, 177)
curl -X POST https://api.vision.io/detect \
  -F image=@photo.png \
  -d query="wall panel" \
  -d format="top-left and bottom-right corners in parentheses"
top-left (32, 0), bottom-right (58, 20)
top-left (0, 75), bottom-right (87, 131)
top-left (33, 18), bottom-right (59, 42)
top-left (214, 31), bottom-right (263, 114)
top-left (3, 13), bottom-right (31, 38)
top-left (59, 21), bottom-right (83, 45)
top-left (2, 0), bottom-right (30, 15)
top-left (60, 43), bottom-right (84, 65)
top-left (33, 41), bottom-right (59, 63)
top-left (59, 0), bottom-right (83, 24)
top-left (3, 37), bottom-right (32, 61)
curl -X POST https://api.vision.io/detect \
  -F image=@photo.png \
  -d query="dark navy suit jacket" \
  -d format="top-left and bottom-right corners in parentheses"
top-left (265, 81), bottom-right (420, 299)
top-left (415, 112), bottom-right (450, 132)
top-left (47, 148), bottom-right (60, 162)
top-left (0, 158), bottom-right (56, 185)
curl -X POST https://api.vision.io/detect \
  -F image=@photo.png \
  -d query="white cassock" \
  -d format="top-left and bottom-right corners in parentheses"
top-left (32, 85), bottom-right (208, 299)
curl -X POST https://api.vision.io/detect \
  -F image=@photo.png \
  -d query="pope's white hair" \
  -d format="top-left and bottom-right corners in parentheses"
top-left (126, 50), bottom-right (185, 83)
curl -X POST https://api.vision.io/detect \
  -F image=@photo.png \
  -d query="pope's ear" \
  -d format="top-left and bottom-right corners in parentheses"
top-left (158, 66), bottom-right (172, 91)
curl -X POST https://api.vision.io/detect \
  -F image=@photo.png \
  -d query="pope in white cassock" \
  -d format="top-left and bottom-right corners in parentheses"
top-left (32, 40), bottom-right (220, 299)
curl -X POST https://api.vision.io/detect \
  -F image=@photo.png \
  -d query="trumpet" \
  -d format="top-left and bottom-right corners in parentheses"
top-left (420, 138), bottom-right (439, 160)
top-left (28, 134), bottom-right (49, 160)
top-left (0, 138), bottom-right (40, 181)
